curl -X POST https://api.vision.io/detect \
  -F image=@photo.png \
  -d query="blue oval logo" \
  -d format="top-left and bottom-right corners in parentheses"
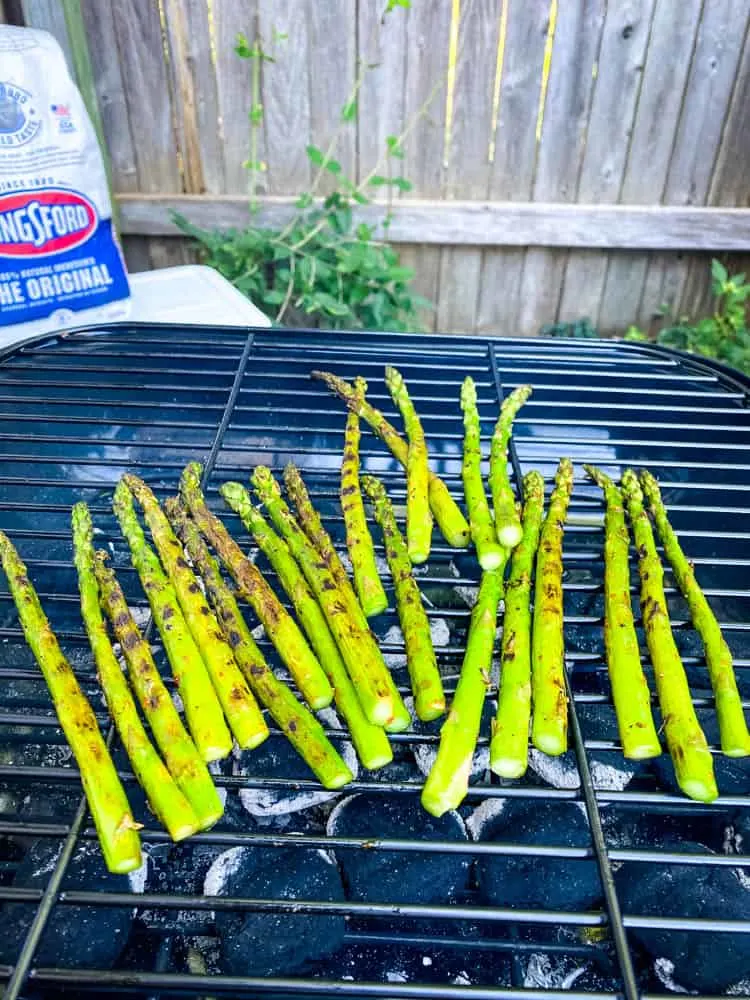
top-left (0, 82), bottom-right (41, 147)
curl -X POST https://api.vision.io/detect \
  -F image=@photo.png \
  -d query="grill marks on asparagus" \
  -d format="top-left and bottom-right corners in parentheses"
top-left (531, 458), bottom-right (574, 757)
top-left (113, 478), bottom-right (232, 762)
top-left (584, 466), bottom-right (661, 761)
top-left (621, 469), bottom-right (718, 803)
top-left (94, 553), bottom-right (224, 830)
top-left (179, 462), bottom-right (333, 711)
top-left (311, 369), bottom-right (470, 548)
top-left (214, 486), bottom-right (392, 770)
top-left (72, 503), bottom-right (199, 842)
top-left (640, 470), bottom-right (749, 758)
top-left (0, 530), bottom-right (142, 874)
top-left (341, 376), bottom-right (388, 618)
top-left (362, 475), bottom-right (445, 722)
top-left (123, 473), bottom-right (268, 752)
top-left (165, 498), bottom-right (354, 788)
top-left (490, 470), bottom-right (545, 778)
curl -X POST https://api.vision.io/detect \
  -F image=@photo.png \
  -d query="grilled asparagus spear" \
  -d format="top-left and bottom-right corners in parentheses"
top-left (178, 463), bottom-right (333, 712)
top-left (165, 499), bottom-right (354, 787)
top-left (311, 369), bottom-right (470, 548)
top-left (489, 385), bottom-right (532, 548)
top-left (584, 466), bottom-right (661, 760)
top-left (621, 469), bottom-right (717, 802)
top-left (244, 468), bottom-right (406, 729)
top-left (384, 366), bottom-right (433, 564)
top-left (361, 475), bottom-right (445, 721)
top-left (210, 492), bottom-right (392, 770)
top-left (531, 458), bottom-right (574, 756)
top-left (94, 553), bottom-right (224, 829)
top-left (460, 376), bottom-right (506, 571)
top-left (341, 376), bottom-right (388, 617)
top-left (123, 474), bottom-right (268, 751)
top-left (0, 531), bottom-right (142, 874)
top-left (278, 464), bottom-right (411, 732)
top-left (640, 470), bottom-right (749, 758)
top-left (72, 503), bottom-right (199, 842)
top-left (421, 567), bottom-right (504, 817)
top-left (113, 478), bottom-right (232, 762)
top-left (490, 470), bottom-right (545, 778)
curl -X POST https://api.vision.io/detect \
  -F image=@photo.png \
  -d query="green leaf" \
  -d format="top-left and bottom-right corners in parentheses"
top-left (316, 292), bottom-right (350, 317)
top-left (368, 175), bottom-right (390, 187)
top-left (262, 288), bottom-right (287, 305)
top-left (392, 176), bottom-right (412, 192)
top-left (386, 135), bottom-right (404, 159)
top-left (341, 99), bottom-right (358, 123)
top-left (235, 33), bottom-right (253, 58)
top-left (295, 192), bottom-right (314, 210)
top-left (711, 258), bottom-right (728, 285)
top-left (352, 191), bottom-right (370, 205)
top-left (306, 145), bottom-right (326, 167)
top-left (325, 158), bottom-right (342, 175)
top-left (385, 0), bottom-right (411, 12)
top-left (357, 223), bottom-right (375, 241)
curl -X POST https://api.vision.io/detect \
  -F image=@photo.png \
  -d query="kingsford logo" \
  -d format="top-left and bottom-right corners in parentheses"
top-left (0, 189), bottom-right (97, 258)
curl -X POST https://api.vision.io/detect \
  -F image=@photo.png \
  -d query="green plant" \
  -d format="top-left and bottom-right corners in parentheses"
top-left (543, 260), bottom-right (750, 376)
top-left (173, 3), bottom-right (433, 332)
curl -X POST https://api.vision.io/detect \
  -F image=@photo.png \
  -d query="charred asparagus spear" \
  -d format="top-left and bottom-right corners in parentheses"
top-left (384, 366), bottom-right (433, 564)
top-left (341, 377), bottom-right (388, 617)
top-left (178, 463), bottom-right (333, 712)
top-left (274, 464), bottom-right (410, 732)
top-left (621, 469), bottom-right (718, 802)
top-left (460, 376), bottom-right (506, 570)
top-left (640, 470), bottom-right (749, 758)
top-left (95, 554), bottom-right (224, 829)
top-left (361, 476), bottom-right (445, 722)
top-left (123, 474), bottom-right (268, 752)
top-left (244, 467), bottom-right (407, 729)
top-left (531, 458), bottom-right (574, 756)
top-left (490, 470), bottom-right (545, 778)
top-left (72, 503), bottom-right (199, 842)
top-left (421, 568), bottom-right (504, 817)
top-left (584, 466), bottom-right (661, 760)
top-left (0, 531), bottom-right (142, 874)
top-left (113, 478), bottom-right (232, 762)
top-left (489, 385), bottom-right (532, 548)
top-left (165, 499), bottom-right (354, 787)
top-left (207, 493), bottom-right (392, 770)
top-left (311, 369), bottom-right (470, 548)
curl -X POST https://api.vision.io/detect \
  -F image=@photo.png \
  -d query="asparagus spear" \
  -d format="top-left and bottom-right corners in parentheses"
top-left (244, 467), bottom-right (406, 729)
top-left (341, 376), bottom-right (388, 617)
top-left (113, 478), bottom-right (232, 762)
top-left (384, 366), bottom-right (433, 564)
top-left (203, 493), bottom-right (392, 770)
top-left (621, 469), bottom-right (718, 802)
top-left (311, 369), bottom-right (470, 548)
top-left (0, 531), bottom-right (142, 874)
top-left (531, 458), bottom-right (574, 756)
top-left (72, 503), bottom-right (199, 842)
top-left (421, 568), bottom-right (504, 817)
top-left (94, 553), bottom-right (224, 829)
top-left (460, 376), bottom-right (506, 571)
top-left (490, 470), bottom-right (545, 778)
top-left (165, 499), bottom-right (355, 786)
top-left (640, 470), bottom-right (749, 758)
top-left (123, 474), bottom-right (268, 752)
top-left (583, 466), bottom-right (662, 760)
top-left (489, 385), bottom-right (532, 548)
top-left (361, 475), bottom-right (445, 722)
top-left (178, 463), bottom-right (333, 712)
top-left (271, 464), bottom-right (410, 732)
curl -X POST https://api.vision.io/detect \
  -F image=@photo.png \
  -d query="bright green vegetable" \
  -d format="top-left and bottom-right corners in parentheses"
top-left (489, 384), bottom-right (532, 548)
top-left (72, 503), bottom-right (199, 842)
top-left (0, 530), bottom-right (142, 873)
top-left (460, 376), bottom-right (506, 570)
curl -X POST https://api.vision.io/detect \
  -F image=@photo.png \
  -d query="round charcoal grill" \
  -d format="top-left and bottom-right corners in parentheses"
top-left (0, 323), bottom-right (747, 1000)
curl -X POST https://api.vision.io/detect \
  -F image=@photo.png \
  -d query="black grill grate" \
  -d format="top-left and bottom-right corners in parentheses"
top-left (0, 323), bottom-right (747, 1000)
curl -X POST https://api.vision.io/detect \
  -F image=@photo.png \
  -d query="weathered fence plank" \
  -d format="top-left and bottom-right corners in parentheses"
top-left (558, 0), bottom-right (656, 326)
top-left (213, 0), bottom-right (259, 196)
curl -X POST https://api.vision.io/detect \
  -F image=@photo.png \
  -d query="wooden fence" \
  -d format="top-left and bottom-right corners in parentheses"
top-left (6, 0), bottom-right (750, 335)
